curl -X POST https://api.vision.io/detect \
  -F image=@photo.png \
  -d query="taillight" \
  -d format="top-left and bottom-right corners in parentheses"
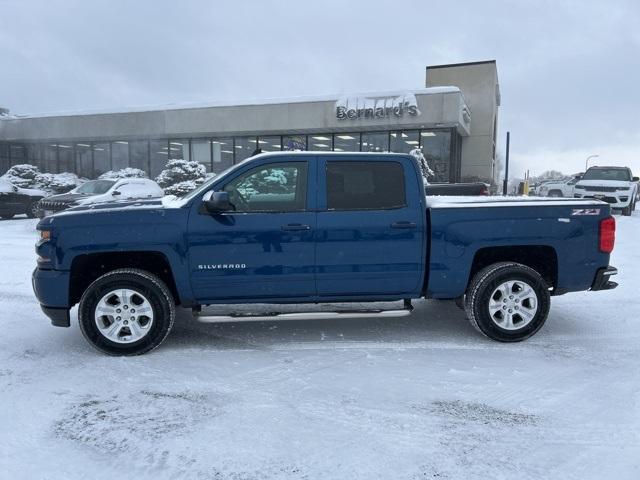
top-left (480, 185), bottom-right (489, 196)
top-left (599, 216), bottom-right (616, 253)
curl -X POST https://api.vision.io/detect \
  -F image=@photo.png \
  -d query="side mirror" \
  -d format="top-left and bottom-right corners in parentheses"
top-left (203, 191), bottom-right (232, 213)
top-left (633, 177), bottom-right (639, 182)
top-left (111, 190), bottom-right (121, 196)
top-left (574, 175), bottom-right (582, 180)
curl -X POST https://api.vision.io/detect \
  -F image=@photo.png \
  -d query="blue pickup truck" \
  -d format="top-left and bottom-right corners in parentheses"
top-left (33, 152), bottom-right (618, 355)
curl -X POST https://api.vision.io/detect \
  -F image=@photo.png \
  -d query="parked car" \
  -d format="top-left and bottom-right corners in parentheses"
top-left (537, 178), bottom-right (579, 197)
top-left (530, 181), bottom-right (552, 196)
top-left (37, 178), bottom-right (164, 217)
top-left (573, 166), bottom-right (639, 216)
top-left (33, 152), bottom-right (618, 355)
top-left (0, 177), bottom-right (47, 219)
top-left (425, 182), bottom-right (489, 196)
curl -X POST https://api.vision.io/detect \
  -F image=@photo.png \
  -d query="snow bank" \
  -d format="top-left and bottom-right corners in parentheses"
top-left (1, 164), bottom-right (84, 194)
top-left (99, 168), bottom-right (147, 180)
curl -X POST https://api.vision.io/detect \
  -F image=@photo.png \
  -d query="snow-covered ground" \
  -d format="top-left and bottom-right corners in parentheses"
top-left (0, 213), bottom-right (639, 480)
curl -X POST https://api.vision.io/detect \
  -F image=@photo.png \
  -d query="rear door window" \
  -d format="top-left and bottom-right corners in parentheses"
top-left (326, 161), bottom-right (406, 210)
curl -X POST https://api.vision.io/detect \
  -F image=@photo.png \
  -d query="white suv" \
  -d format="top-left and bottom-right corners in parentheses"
top-left (537, 178), bottom-right (578, 197)
top-left (573, 166), bottom-right (639, 216)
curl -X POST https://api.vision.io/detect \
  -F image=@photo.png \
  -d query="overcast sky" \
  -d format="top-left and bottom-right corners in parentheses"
top-left (1, 0), bottom-right (638, 177)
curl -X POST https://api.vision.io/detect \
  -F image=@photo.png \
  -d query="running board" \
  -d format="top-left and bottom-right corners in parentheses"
top-left (193, 300), bottom-right (413, 323)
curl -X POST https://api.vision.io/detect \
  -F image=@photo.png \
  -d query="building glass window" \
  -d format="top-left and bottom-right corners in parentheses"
top-left (111, 141), bottom-right (129, 171)
top-left (191, 139), bottom-right (211, 172)
top-left (361, 132), bottom-right (388, 152)
top-left (333, 133), bottom-right (360, 152)
top-left (421, 130), bottom-right (451, 183)
top-left (150, 139), bottom-right (168, 179)
top-left (9, 144), bottom-right (26, 167)
top-left (27, 144), bottom-right (43, 171)
top-left (308, 134), bottom-right (331, 151)
top-left (169, 139), bottom-right (190, 160)
top-left (43, 144), bottom-right (58, 173)
top-left (234, 136), bottom-right (257, 163)
top-left (93, 143), bottom-right (111, 177)
top-left (211, 138), bottom-right (234, 172)
top-left (390, 130), bottom-right (419, 154)
top-left (283, 135), bottom-right (306, 151)
top-left (57, 143), bottom-right (74, 172)
top-left (258, 136), bottom-right (282, 152)
top-left (0, 143), bottom-right (10, 174)
top-left (129, 140), bottom-right (149, 174)
top-left (75, 143), bottom-right (93, 178)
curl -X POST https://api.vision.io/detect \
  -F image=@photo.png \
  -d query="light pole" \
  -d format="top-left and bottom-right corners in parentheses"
top-left (585, 154), bottom-right (599, 171)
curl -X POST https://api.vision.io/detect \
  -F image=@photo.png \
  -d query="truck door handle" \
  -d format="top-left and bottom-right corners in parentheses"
top-left (391, 221), bottom-right (417, 229)
top-left (281, 223), bottom-right (311, 231)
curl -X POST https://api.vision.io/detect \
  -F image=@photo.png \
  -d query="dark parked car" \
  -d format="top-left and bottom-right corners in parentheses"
top-left (0, 177), bottom-right (47, 219)
top-left (37, 179), bottom-right (116, 217)
top-left (37, 178), bottom-right (164, 217)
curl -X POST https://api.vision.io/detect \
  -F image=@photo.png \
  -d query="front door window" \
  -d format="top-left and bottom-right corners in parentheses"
top-left (223, 162), bottom-right (308, 212)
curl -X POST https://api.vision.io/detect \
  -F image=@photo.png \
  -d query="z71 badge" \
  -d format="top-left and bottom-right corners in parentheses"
top-left (571, 208), bottom-right (601, 216)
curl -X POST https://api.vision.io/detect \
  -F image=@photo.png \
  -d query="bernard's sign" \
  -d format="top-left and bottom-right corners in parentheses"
top-left (336, 93), bottom-right (420, 120)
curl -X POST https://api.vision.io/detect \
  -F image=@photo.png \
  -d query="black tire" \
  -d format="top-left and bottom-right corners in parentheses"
top-left (464, 262), bottom-right (551, 342)
top-left (26, 200), bottom-right (40, 219)
top-left (621, 204), bottom-right (632, 216)
top-left (548, 190), bottom-right (563, 198)
top-left (78, 269), bottom-right (175, 355)
top-left (0, 214), bottom-right (14, 220)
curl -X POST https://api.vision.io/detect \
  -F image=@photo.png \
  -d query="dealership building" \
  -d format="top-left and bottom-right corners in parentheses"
top-left (0, 60), bottom-right (500, 184)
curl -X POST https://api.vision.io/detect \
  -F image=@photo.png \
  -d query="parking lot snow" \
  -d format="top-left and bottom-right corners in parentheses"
top-left (0, 214), bottom-right (639, 479)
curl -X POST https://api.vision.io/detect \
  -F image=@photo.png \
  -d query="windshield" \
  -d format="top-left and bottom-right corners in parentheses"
top-left (74, 180), bottom-right (116, 194)
top-left (581, 168), bottom-right (631, 182)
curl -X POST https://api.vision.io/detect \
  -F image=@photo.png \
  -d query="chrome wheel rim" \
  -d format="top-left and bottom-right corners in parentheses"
top-left (488, 280), bottom-right (538, 330)
top-left (94, 289), bottom-right (154, 343)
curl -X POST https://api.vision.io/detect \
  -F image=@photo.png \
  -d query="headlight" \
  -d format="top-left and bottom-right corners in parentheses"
top-left (39, 229), bottom-right (51, 242)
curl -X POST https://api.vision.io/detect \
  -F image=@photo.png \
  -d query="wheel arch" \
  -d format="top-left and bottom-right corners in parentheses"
top-left (468, 245), bottom-right (558, 292)
top-left (69, 251), bottom-right (181, 307)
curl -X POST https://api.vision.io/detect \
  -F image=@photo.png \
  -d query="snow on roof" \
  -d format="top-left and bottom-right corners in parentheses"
top-left (3, 87), bottom-right (461, 120)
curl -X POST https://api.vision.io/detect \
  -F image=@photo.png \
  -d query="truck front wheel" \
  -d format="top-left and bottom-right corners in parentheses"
top-left (78, 269), bottom-right (175, 355)
top-left (464, 262), bottom-right (550, 342)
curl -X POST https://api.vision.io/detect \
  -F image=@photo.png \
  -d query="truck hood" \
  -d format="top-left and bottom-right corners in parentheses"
top-left (16, 186), bottom-right (48, 197)
top-left (59, 197), bottom-right (167, 215)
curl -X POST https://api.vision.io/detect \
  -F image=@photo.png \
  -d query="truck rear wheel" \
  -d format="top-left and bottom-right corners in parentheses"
top-left (78, 269), bottom-right (175, 355)
top-left (464, 262), bottom-right (550, 342)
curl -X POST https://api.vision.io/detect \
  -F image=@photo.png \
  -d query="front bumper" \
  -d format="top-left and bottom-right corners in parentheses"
top-left (590, 266), bottom-right (618, 291)
top-left (36, 201), bottom-right (74, 218)
top-left (32, 268), bottom-right (71, 327)
top-left (574, 192), bottom-right (633, 208)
